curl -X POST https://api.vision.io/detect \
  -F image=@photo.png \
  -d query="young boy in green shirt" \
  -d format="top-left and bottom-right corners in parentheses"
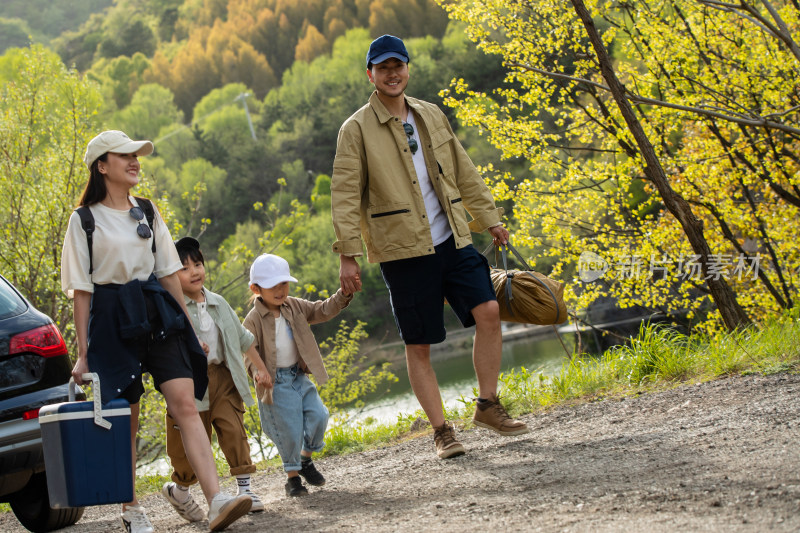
top-left (162, 237), bottom-right (272, 521)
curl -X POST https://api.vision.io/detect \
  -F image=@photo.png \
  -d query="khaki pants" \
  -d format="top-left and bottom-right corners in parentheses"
top-left (166, 363), bottom-right (255, 486)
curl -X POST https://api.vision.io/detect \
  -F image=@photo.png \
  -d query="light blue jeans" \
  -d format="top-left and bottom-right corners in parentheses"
top-left (258, 364), bottom-right (329, 472)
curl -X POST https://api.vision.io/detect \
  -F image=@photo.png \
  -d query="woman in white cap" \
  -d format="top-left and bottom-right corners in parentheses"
top-left (60, 131), bottom-right (252, 533)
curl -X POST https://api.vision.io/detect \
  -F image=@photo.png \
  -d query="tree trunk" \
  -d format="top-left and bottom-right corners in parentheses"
top-left (569, 0), bottom-right (752, 331)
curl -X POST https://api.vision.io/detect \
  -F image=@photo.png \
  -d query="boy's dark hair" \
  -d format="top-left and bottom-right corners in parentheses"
top-left (175, 236), bottom-right (204, 265)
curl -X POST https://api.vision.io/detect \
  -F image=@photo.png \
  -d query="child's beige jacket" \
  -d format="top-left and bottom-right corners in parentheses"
top-left (242, 289), bottom-right (353, 404)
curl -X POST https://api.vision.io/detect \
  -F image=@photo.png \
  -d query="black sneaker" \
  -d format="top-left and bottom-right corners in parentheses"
top-left (285, 476), bottom-right (308, 497)
top-left (299, 459), bottom-right (326, 486)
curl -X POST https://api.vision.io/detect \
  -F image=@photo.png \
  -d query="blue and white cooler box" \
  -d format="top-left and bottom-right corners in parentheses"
top-left (39, 373), bottom-right (133, 507)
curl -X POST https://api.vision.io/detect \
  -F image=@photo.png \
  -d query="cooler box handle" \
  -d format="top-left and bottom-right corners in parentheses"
top-left (69, 372), bottom-right (112, 430)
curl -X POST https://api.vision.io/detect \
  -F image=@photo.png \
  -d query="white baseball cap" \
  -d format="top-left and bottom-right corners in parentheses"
top-left (249, 254), bottom-right (297, 288)
top-left (83, 130), bottom-right (154, 169)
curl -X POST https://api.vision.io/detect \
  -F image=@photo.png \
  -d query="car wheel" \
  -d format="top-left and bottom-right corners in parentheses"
top-left (9, 472), bottom-right (84, 532)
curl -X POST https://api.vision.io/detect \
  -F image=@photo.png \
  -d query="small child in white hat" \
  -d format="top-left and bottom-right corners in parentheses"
top-left (242, 254), bottom-right (353, 497)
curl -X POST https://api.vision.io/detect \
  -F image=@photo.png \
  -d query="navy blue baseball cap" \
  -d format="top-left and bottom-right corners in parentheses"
top-left (366, 34), bottom-right (409, 68)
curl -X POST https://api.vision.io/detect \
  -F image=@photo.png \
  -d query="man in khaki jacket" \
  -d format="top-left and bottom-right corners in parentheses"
top-left (331, 34), bottom-right (529, 459)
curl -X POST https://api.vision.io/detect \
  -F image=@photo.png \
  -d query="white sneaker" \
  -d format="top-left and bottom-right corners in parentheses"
top-left (162, 482), bottom-right (205, 522)
top-left (240, 489), bottom-right (265, 513)
top-left (121, 505), bottom-right (154, 533)
top-left (207, 492), bottom-right (251, 531)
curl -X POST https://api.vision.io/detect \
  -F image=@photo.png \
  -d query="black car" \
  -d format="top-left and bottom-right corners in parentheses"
top-left (0, 274), bottom-right (85, 532)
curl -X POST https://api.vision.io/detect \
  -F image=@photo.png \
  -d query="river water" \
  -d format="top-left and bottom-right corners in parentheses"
top-left (348, 325), bottom-right (573, 424)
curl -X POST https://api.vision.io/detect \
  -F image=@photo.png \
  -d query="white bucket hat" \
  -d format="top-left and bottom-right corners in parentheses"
top-left (83, 130), bottom-right (154, 169)
top-left (249, 254), bottom-right (297, 289)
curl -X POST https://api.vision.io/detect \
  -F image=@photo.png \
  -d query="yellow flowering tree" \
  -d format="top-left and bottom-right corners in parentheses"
top-left (439, 0), bottom-right (799, 330)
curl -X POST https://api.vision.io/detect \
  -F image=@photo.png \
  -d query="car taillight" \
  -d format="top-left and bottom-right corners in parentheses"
top-left (22, 408), bottom-right (40, 420)
top-left (9, 323), bottom-right (68, 358)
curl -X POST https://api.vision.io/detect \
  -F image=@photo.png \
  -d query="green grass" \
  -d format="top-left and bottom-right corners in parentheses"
top-left (495, 309), bottom-right (800, 415)
top-left (4, 311), bottom-right (797, 514)
top-left (318, 309), bottom-right (800, 456)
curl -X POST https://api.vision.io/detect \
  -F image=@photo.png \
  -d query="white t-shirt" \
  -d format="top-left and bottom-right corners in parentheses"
top-left (274, 314), bottom-right (299, 368)
top-left (196, 298), bottom-right (223, 365)
top-left (406, 112), bottom-right (452, 246)
top-left (61, 196), bottom-right (182, 295)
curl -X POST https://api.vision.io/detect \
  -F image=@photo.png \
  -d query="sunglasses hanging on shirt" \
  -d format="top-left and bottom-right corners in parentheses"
top-left (403, 122), bottom-right (418, 155)
top-left (129, 206), bottom-right (152, 239)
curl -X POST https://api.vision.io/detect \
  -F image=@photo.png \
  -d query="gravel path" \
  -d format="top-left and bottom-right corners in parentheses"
top-left (3, 372), bottom-right (798, 532)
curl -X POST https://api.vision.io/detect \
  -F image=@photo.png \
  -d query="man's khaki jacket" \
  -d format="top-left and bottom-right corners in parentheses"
top-left (331, 91), bottom-right (503, 263)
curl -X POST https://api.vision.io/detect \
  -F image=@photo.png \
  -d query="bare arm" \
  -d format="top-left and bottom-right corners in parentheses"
top-left (70, 290), bottom-right (91, 385)
top-left (157, 272), bottom-right (198, 337)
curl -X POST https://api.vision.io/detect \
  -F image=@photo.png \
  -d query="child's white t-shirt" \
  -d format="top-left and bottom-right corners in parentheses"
top-left (196, 299), bottom-right (222, 365)
top-left (274, 314), bottom-right (299, 368)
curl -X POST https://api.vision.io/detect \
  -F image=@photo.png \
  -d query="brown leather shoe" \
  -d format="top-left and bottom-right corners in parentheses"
top-left (433, 423), bottom-right (466, 459)
top-left (473, 393), bottom-right (530, 436)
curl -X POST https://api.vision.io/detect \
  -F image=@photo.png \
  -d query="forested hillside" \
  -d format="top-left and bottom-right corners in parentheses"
top-left (0, 0), bottom-right (511, 344)
top-left (1, 0), bottom-right (797, 352)
top-left (0, 0), bottom-right (112, 50)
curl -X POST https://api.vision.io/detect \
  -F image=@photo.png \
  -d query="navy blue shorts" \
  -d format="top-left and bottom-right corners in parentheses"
top-left (119, 295), bottom-right (194, 404)
top-left (380, 235), bottom-right (496, 345)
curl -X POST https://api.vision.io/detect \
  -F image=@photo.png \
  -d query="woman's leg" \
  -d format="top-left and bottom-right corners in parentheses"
top-left (160, 377), bottom-right (220, 503)
top-left (165, 410), bottom-right (205, 487)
